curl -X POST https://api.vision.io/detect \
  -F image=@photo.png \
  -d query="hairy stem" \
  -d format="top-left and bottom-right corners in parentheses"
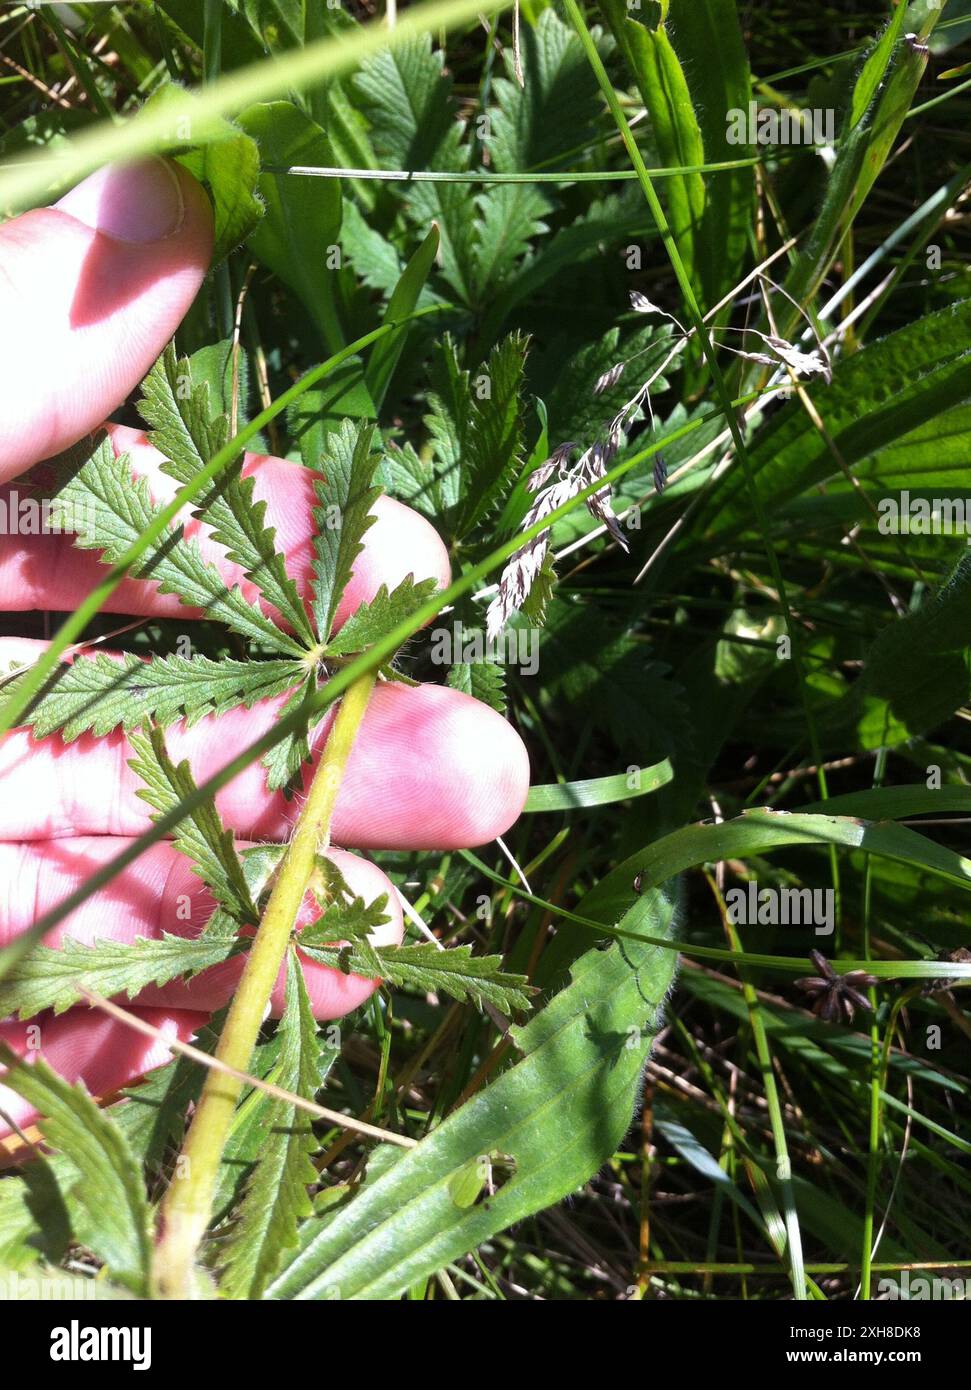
top-left (151, 671), bottom-right (377, 1298)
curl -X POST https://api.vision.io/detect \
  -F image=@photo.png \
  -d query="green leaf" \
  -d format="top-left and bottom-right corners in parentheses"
top-left (446, 657), bottom-right (507, 714)
top-left (267, 886), bottom-right (677, 1300)
top-left (306, 939), bottom-right (532, 1014)
top-left (437, 332), bottom-right (529, 538)
top-left (354, 36), bottom-right (478, 303)
top-left (487, 8), bottom-right (606, 172)
top-left (524, 757), bottom-right (674, 811)
top-left (49, 435), bottom-right (302, 656)
top-left (0, 934), bottom-right (238, 1021)
top-left (354, 34), bottom-right (458, 170)
top-left (663, 0), bottom-right (752, 306)
top-left (365, 222), bottom-right (440, 412)
top-left (862, 549), bottom-right (971, 734)
top-left (128, 725), bottom-right (257, 923)
top-left (470, 182), bottom-right (550, 302)
top-left (477, 188), bottom-right (650, 343)
top-left (0, 1043), bottom-right (152, 1294)
top-left (14, 650), bottom-right (303, 742)
top-left (177, 125), bottom-right (263, 262)
top-left (139, 83), bottom-right (264, 261)
top-left (783, 3), bottom-right (943, 314)
top-left (261, 678), bottom-right (318, 798)
top-left (306, 420), bottom-right (381, 642)
top-left (300, 889), bottom-right (392, 948)
top-left (219, 952), bottom-right (320, 1298)
top-left (237, 101), bottom-right (344, 352)
top-left (140, 344), bottom-right (315, 646)
top-left (600, 0), bottom-right (706, 290)
top-left (849, 0), bottom-right (911, 132)
top-left (326, 575), bottom-right (440, 656)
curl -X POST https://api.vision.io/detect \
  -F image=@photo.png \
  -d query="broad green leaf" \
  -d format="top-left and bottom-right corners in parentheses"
top-left (365, 222), bottom-right (440, 412)
top-left (49, 436), bottom-right (302, 656)
top-left (862, 549), bottom-right (971, 733)
top-left (267, 885), bottom-right (677, 1299)
top-left (0, 1044), bottom-right (151, 1294)
top-left (0, 933), bottom-right (239, 1021)
top-left (220, 952), bottom-right (320, 1298)
top-left (355, 36), bottom-right (477, 302)
top-left (325, 575), bottom-right (440, 656)
top-left (139, 83), bottom-right (263, 260)
top-left (600, 0), bottom-right (706, 290)
top-left (524, 757), bottom-right (674, 811)
top-left (140, 344), bottom-right (315, 646)
top-left (477, 188), bottom-right (651, 344)
top-left (470, 182), bottom-right (550, 302)
top-left (128, 725), bottom-right (257, 923)
top-left (354, 34), bottom-right (458, 170)
top-left (13, 650), bottom-right (302, 742)
top-left (237, 101), bottom-right (344, 352)
top-left (664, 0), bottom-right (752, 306)
top-left (189, 339), bottom-right (257, 432)
top-left (579, 808), bottom-right (971, 934)
top-left (487, 8), bottom-right (606, 173)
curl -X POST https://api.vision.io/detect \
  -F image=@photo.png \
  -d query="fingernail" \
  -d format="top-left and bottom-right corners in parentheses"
top-left (55, 158), bottom-right (185, 244)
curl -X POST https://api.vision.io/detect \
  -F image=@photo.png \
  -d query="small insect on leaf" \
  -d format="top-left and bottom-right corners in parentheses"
top-left (448, 1151), bottom-right (517, 1209)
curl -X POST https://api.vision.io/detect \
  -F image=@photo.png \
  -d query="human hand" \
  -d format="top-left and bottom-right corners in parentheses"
top-left (0, 160), bottom-right (529, 1142)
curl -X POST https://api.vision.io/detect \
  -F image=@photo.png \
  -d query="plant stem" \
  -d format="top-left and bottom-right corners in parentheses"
top-left (151, 670), bottom-right (377, 1299)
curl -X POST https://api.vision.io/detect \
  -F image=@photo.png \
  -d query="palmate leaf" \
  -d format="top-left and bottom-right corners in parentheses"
top-left (49, 436), bottom-right (302, 656)
top-left (0, 1043), bottom-right (152, 1294)
top-left (14, 650), bottom-right (303, 741)
top-left (325, 575), bottom-right (439, 657)
top-left (139, 344), bottom-right (316, 646)
top-left (219, 951), bottom-right (321, 1299)
top-left (0, 933), bottom-right (239, 1020)
top-left (308, 420), bottom-right (382, 642)
top-left (128, 725), bottom-right (257, 924)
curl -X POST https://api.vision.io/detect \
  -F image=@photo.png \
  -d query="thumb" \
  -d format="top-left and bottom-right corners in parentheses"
top-left (0, 158), bottom-right (213, 482)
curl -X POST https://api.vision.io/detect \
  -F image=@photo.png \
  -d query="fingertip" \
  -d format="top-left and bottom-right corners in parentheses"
top-left (0, 160), bottom-right (213, 479)
top-left (336, 682), bottom-right (531, 849)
